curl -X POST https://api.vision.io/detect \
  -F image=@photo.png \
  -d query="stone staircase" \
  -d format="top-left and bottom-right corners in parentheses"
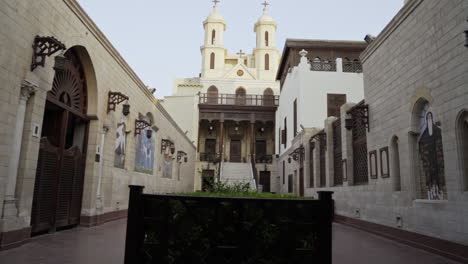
top-left (220, 162), bottom-right (256, 189)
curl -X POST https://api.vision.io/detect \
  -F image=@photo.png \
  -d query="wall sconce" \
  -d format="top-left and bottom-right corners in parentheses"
top-left (345, 118), bottom-right (353, 130)
top-left (134, 119), bottom-right (151, 137)
top-left (53, 52), bottom-right (68, 72)
top-left (177, 151), bottom-right (188, 163)
top-left (122, 101), bottom-right (130, 116)
top-left (146, 129), bottom-right (153, 139)
top-left (31, 35), bottom-right (66, 71)
top-left (161, 139), bottom-right (175, 154)
top-left (235, 126), bottom-right (239, 131)
top-left (107, 91), bottom-right (130, 114)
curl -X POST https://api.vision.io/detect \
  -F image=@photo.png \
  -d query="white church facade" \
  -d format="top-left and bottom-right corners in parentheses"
top-left (161, 2), bottom-right (281, 191)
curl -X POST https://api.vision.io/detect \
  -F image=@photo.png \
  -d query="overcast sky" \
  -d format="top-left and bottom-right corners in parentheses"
top-left (76, 0), bottom-right (404, 98)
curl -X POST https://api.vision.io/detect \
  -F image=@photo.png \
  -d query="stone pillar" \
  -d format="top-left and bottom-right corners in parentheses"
top-left (219, 120), bottom-right (224, 162)
top-left (250, 122), bottom-right (255, 161)
top-left (2, 80), bottom-right (38, 218)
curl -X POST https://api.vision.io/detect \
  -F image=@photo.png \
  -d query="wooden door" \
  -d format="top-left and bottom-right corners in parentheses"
top-left (255, 140), bottom-right (266, 158)
top-left (259, 171), bottom-right (271, 192)
top-left (205, 139), bottom-right (216, 154)
top-left (31, 49), bottom-right (88, 234)
top-left (230, 140), bottom-right (242, 162)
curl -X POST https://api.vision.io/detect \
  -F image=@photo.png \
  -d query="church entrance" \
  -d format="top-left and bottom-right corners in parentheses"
top-left (31, 49), bottom-right (89, 234)
top-left (230, 139), bottom-right (242, 162)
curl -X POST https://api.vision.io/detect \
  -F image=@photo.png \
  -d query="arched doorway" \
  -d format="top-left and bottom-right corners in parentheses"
top-left (263, 88), bottom-right (274, 106)
top-left (207, 86), bottom-right (218, 104)
top-left (31, 48), bottom-right (90, 234)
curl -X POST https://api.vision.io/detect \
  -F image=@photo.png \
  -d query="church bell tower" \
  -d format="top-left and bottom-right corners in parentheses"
top-left (254, 1), bottom-right (279, 80)
top-left (201, 0), bottom-right (226, 78)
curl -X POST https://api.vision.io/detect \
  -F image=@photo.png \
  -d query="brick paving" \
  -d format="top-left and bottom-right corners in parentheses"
top-left (0, 220), bottom-right (460, 264)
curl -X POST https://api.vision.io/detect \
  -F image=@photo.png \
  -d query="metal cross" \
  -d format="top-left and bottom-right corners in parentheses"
top-left (237, 50), bottom-right (245, 57)
top-left (261, 1), bottom-right (269, 8)
top-left (213, 0), bottom-right (220, 6)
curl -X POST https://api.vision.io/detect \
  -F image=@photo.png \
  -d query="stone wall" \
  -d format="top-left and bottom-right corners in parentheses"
top-left (302, 0), bottom-right (468, 246)
top-left (0, 0), bottom-right (195, 247)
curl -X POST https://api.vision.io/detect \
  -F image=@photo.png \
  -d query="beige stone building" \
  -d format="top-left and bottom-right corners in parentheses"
top-left (0, 0), bottom-right (195, 249)
top-left (277, 0), bottom-right (468, 255)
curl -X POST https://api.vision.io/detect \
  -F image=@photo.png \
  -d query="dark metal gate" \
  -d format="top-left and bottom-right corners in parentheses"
top-left (31, 49), bottom-right (88, 234)
top-left (333, 119), bottom-right (343, 186)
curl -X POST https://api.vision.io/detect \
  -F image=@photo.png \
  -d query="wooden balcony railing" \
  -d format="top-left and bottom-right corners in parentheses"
top-left (199, 94), bottom-right (279, 107)
top-left (309, 60), bottom-right (337, 72)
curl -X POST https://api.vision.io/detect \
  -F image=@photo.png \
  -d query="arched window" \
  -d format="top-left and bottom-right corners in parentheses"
top-left (265, 31), bottom-right (269, 46)
top-left (265, 53), bottom-right (270, 71)
top-left (263, 88), bottom-right (274, 106)
top-left (412, 99), bottom-right (446, 200)
top-left (211, 30), bottom-right (216, 45)
top-left (391, 136), bottom-right (401, 191)
top-left (207, 86), bottom-right (218, 104)
top-left (210, 52), bottom-right (215, 69)
top-left (457, 110), bottom-right (468, 191)
top-left (235, 87), bottom-right (246, 105)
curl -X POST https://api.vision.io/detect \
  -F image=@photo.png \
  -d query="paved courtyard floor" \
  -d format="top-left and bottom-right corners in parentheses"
top-left (0, 219), bottom-right (460, 264)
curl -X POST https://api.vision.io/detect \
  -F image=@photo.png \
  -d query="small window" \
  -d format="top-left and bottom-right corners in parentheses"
top-left (207, 86), bottom-right (218, 104)
top-left (211, 30), bottom-right (216, 45)
top-left (210, 53), bottom-right (215, 69)
top-left (265, 31), bottom-right (269, 46)
top-left (265, 54), bottom-right (270, 70)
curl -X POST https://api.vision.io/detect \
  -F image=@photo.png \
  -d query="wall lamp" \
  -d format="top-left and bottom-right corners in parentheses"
top-left (177, 151), bottom-right (188, 163)
top-left (107, 91), bottom-right (130, 115)
top-left (135, 120), bottom-right (152, 138)
top-left (31, 36), bottom-right (67, 71)
top-left (161, 139), bottom-right (175, 154)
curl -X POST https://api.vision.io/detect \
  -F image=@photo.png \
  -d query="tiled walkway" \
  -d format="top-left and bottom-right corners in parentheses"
top-left (0, 219), bottom-right (460, 264)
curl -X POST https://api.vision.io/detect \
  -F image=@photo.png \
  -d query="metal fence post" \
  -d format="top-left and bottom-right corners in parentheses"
top-left (124, 185), bottom-right (145, 264)
top-left (318, 191), bottom-right (334, 264)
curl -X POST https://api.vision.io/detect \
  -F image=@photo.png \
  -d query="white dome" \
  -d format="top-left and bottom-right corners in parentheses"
top-left (257, 8), bottom-right (274, 23)
top-left (206, 6), bottom-right (224, 21)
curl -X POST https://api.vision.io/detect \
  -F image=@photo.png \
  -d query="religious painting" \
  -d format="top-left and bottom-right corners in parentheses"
top-left (162, 154), bottom-right (173, 178)
top-left (380, 147), bottom-right (389, 178)
top-left (369, 150), bottom-right (377, 179)
top-left (135, 126), bottom-right (155, 174)
top-left (114, 123), bottom-right (127, 168)
top-left (418, 106), bottom-right (446, 200)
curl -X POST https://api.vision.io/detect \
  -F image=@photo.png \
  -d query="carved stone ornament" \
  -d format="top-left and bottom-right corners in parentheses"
top-left (20, 80), bottom-right (39, 101)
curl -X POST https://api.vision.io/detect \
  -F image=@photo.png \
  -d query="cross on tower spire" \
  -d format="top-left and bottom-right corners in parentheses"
top-left (213, 0), bottom-right (220, 7)
top-left (261, 1), bottom-right (269, 9)
top-left (237, 50), bottom-right (245, 58)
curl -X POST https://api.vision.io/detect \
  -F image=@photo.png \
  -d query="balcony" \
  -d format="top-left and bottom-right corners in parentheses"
top-left (199, 94), bottom-right (279, 107)
top-left (255, 154), bottom-right (273, 164)
top-left (307, 58), bottom-right (363, 73)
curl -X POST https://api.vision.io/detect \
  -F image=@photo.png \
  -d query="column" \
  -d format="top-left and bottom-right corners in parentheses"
top-left (250, 122), bottom-right (255, 161)
top-left (3, 80), bottom-right (38, 217)
top-left (219, 119), bottom-right (224, 162)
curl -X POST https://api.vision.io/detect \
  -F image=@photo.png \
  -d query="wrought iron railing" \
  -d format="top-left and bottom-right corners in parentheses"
top-left (343, 61), bottom-right (363, 73)
top-left (199, 93), bottom-right (279, 106)
top-left (199, 152), bottom-right (220, 163)
top-left (255, 154), bottom-right (273, 164)
top-left (125, 185), bottom-right (334, 264)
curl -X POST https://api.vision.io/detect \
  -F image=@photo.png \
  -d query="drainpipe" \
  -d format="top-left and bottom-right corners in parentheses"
top-left (96, 125), bottom-right (109, 210)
